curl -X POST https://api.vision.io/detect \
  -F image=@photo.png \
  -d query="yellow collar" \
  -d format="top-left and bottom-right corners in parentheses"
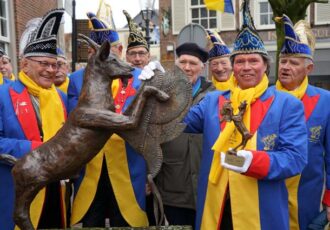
top-left (275, 76), bottom-right (308, 100)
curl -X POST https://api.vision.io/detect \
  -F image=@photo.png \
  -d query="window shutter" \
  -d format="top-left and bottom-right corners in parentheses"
top-left (172, 0), bottom-right (188, 34)
top-left (220, 12), bottom-right (236, 31)
top-left (315, 2), bottom-right (330, 25)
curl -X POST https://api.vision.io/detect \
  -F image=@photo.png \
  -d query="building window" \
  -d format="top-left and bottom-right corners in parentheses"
top-left (190, 0), bottom-right (217, 29)
top-left (315, 2), bottom-right (330, 25)
top-left (255, 0), bottom-right (275, 29)
top-left (0, 0), bottom-right (10, 42)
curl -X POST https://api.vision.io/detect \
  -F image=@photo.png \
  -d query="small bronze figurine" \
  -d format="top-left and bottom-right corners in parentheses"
top-left (220, 100), bottom-right (253, 166)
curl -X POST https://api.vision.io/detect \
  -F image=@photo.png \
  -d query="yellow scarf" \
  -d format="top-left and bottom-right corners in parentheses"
top-left (200, 75), bottom-right (269, 230)
top-left (209, 74), bottom-right (269, 184)
top-left (57, 76), bottom-right (70, 94)
top-left (212, 73), bottom-right (236, 91)
top-left (0, 73), bottom-right (15, 84)
top-left (9, 73), bottom-right (15, 81)
top-left (19, 71), bottom-right (65, 141)
top-left (17, 71), bottom-right (66, 229)
top-left (275, 76), bottom-right (308, 100)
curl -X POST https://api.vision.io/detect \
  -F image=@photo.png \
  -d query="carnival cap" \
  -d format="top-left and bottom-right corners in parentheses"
top-left (23, 8), bottom-right (64, 58)
top-left (0, 47), bottom-right (4, 56)
top-left (0, 48), bottom-right (10, 60)
top-left (232, 0), bottom-right (268, 56)
top-left (123, 10), bottom-right (149, 51)
top-left (276, 14), bottom-right (313, 60)
top-left (87, 12), bottom-right (119, 46)
top-left (176, 42), bottom-right (209, 63)
top-left (207, 30), bottom-right (231, 60)
top-left (56, 47), bottom-right (66, 59)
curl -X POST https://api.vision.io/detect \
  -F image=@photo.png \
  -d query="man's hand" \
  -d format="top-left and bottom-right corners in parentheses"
top-left (220, 150), bottom-right (253, 173)
top-left (146, 183), bottom-right (152, 196)
top-left (138, 61), bottom-right (165, 80)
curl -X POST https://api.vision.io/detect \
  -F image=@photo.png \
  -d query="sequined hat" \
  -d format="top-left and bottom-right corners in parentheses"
top-left (0, 48), bottom-right (10, 60)
top-left (276, 14), bottom-right (313, 60)
top-left (123, 10), bottom-right (149, 51)
top-left (176, 42), bottom-right (209, 63)
top-left (0, 47), bottom-right (4, 56)
top-left (56, 47), bottom-right (66, 59)
top-left (231, 0), bottom-right (268, 56)
top-left (87, 12), bottom-right (119, 46)
top-left (207, 30), bottom-right (231, 60)
top-left (23, 8), bottom-right (64, 58)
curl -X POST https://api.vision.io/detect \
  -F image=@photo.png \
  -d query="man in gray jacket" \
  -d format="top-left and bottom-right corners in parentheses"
top-left (155, 42), bottom-right (214, 229)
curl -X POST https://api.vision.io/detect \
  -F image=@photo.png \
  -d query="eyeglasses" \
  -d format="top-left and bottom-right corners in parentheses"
top-left (126, 51), bottom-right (148, 57)
top-left (57, 61), bottom-right (67, 68)
top-left (28, 58), bottom-right (58, 69)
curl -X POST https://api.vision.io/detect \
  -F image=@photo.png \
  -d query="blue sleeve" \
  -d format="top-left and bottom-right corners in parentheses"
top-left (323, 94), bottom-right (330, 191)
top-left (57, 89), bottom-right (68, 115)
top-left (67, 73), bottom-right (80, 114)
top-left (0, 93), bottom-right (32, 159)
top-left (183, 93), bottom-right (209, 134)
top-left (0, 137), bottom-right (32, 159)
top-left (265, 97), bottom-right (308, 180)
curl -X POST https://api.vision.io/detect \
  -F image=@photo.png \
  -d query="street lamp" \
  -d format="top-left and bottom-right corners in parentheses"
top-left (139, 0), bottom-right (155, 49)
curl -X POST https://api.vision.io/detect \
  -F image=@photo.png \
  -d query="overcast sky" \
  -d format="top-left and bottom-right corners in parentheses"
top-left (64, 0), bottom-right (159, 32)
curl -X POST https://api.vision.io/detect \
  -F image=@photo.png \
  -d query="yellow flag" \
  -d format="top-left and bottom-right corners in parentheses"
top-left (96, 0), bottom-right (116, 30)
top-left (204, 0), bottom-right (234, 13)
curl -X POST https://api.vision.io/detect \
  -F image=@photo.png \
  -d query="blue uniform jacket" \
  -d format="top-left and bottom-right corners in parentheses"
top-left (0, 80), bottom-right (67, 230)
top-left (271, 85), bottom-right (330, 230)
top-left (184, 87), bottom-right (308, 230)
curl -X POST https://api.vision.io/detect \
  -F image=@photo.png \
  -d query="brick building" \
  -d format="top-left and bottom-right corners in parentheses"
top-left (1, 0), bottom-right (61, 75)
top-left (70, 10), bottom-right (160, 67)
top-left (159, 0), bottom-right (330, 89)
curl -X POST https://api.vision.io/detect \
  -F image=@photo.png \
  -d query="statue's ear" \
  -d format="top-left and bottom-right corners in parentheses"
top-left (97, 41), bottom-right (110, 61)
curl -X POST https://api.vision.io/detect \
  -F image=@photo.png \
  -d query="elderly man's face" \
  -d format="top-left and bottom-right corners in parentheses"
top-left (110, 43), bottom-right (123, 59)
top-left (22, 56), bottom-right (57, 89)
top-left (177, 54), bottom-right (204, 84)
top-left (126, 47), bottom-right (150, 69)
top-left (233, 54), bottom-right (267, 89)
top-left (278, 57), bottom-right (313, 90)
top-left (55, 56), bottom-right (68, 86)
top-left (0, 57), bottom-right (13, 78)
top-left (209, 56), bottom-right (232, 82)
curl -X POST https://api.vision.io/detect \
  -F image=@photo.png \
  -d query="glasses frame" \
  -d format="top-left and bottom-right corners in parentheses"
top-left (56, 61), bottom-right (67, 69)
top-left (27, 58), bottom-right (58, 70)
top-left (126, 51), bottom-right (149, 57)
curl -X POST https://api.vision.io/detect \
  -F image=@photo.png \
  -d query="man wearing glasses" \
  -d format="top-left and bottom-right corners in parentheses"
top-left (126, 48), bottom-right (150, 69)
top-left (124, 11), bottom-right (150, 69)
top-left (0, 9), bottom-right (68, 230)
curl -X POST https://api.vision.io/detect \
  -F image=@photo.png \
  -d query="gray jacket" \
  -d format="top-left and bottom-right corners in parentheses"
top-left (155, 77), bottom-right (214, 209)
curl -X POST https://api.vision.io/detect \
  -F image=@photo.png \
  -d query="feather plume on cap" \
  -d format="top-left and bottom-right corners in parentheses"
top-left (23, 8), bottom-right (64, 58)
top-left (19, 18), bottom-right (42, 57)
top-left (294, 20), bottom-right (315, 55)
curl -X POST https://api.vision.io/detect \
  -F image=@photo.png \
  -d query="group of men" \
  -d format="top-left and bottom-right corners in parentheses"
top-left (0, 1), bottom-right (330, 230)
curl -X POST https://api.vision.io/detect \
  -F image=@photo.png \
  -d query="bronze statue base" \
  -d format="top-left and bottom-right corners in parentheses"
top-left (224, 152), bottom-right (245, 167)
